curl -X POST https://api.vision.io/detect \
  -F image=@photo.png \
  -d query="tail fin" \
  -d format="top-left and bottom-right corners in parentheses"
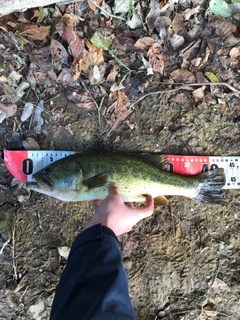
top-left (194, 168), bottom-right (226, 204)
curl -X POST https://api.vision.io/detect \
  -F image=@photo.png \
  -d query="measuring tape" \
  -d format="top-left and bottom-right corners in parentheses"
top-left (3, 150), bottom-right (240, 189)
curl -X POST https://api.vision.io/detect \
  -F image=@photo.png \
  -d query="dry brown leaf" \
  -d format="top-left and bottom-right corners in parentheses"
top-left (81, 39), bottom-right (105, 84)
top-left (182, 5), bottom-right (200, 20)
top-left (32, 7), bottom-right (49, 24)
top-left (209, 17), bottom-right (236, 39)
top-left (81, 40), bottom-right (104, 72)
top-left (192, 87), bottom-right (205, 102)
top-left (88, 0), bottom-right (103, 11)
top-left (50, 39), bottom-right (70, 67)
top-left (172, 13), bottom-right (184, 34)
top-left (66, 91), bottom-right (96, 110)
top-left (134, 37), bottom-right (155, 50)
top-left (61, 13), bottom-right (74, 27)
top-left (170, 69), bottom-right (195, 83)
top-left (62, 26), bottom-right (83, 60)
top-left (106, 66), bottom-right (119, 84)
top-left (30, 46), bottom-right (52, 71)
top-left (147, 43), bottom-right (164, 74)
top-left (19, 24), bottom-right (50, 41)
top-left (0, 13), bottom-right (18, 32)
top-left (0, 102), bottom-right (17, 117)
top-left (105, 90), bottom-right (130, 126)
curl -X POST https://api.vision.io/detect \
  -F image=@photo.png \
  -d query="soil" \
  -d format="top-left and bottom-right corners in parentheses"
top-left (0, 2), bottom-right (240, 320)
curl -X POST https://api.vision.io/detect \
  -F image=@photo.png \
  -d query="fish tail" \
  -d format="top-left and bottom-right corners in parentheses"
top-left (194, 168), bottom-right (226, 204)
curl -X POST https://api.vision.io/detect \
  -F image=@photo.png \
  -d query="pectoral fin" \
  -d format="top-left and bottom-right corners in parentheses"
top-left (83, 173), bottom-right (109, 190)
top-left (92, 199), bottom-right (102, 205)
top-left (154, 195), bottom-right (169, 206)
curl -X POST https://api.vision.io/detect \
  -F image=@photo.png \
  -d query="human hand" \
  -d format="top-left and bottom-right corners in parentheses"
top-left (84, 182), bottom-right (154, 236)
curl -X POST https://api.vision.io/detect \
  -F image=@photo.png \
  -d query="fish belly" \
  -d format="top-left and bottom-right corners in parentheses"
top-left (71, 176), bottom-right (198, 202)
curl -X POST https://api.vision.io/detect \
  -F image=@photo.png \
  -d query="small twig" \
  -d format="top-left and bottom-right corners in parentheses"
top-left (80, 79), bottom-right (101, 127)
top-left (106, 81), bottom-right (240, 137)
top-left (0, 239), bottom-right (10, 255)
top-left (88, 0), bottom-right (126, 21)
top-left (37, 211), bottom-right (42, 232)
top-left (12, 221), bottom-right (18, 280)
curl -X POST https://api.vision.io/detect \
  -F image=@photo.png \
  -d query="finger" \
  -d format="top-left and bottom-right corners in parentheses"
top-left (108, 182), bottom-right (120, 195)
top-left (136, 195), bottom-right (154, 218)
top-left (125, 202), bottom-right (134, 208)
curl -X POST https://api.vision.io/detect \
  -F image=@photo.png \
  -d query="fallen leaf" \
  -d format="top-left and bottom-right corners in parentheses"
top-left (141, 56), bottom-right (153, 75)
top-left (147, 43), bottom-right (164, 74)
top-left (106, 65), bottom-right (119, 84)
top-left (50, 39), bottom-right (70, 68)
top-left (209, 17), bottom-right (236, 38)
top-left (172, 13), bottom-right (184, 34)
top-left (30, 46), bottom-right (52, 71)
top-left (210, 278), bottom-right (231, 293)
top-left (21, 102), bottom-right (34, 121)
top-left (4, 81), bottom-right (30, 103)
top-left (22, 137), bottom-right (40, 150)
top-left (0, 102), bottom-right (17, 117)
top-left (209, 0), bottom-right (232, 18)
top-left (61, 13), bottom-right (74, 27)
top-left (126, 3), bottom-right (143, 29)
top-left (19, 24), bottom-right (50, 41)
top-left (229, 47), bottom-right (239, 58)
top-left (81, 39), bottom-right (105, 84)
top-left (62, 26), bottom-right (83, 60)
top-left (32, 7), bottom-right (49, 24)
top-left (170, 69), bottom-right (195, 83)
top-left (114, 0), bottom-right (131, 14)
top-left (182, 6), bottom-right (201, 20)
top-left (110, 82), bottom-right (125, 92)
top-left (170, 34), bottom-right (185, 50)
top-left (33, 100), bottom-right (44, 134)
top-left (154, 16), bottom-right (171, 40)
top-left (0, 13), bottom-right (18, 32)
top-left (58, 246), bottom-right (70, 259)
top-left (105, 90), bottom-right (130, 126)
top-left (134, 37), bottom-right (155, 50)
top-left (88, 0), bottom-right (103, 11)
top-left (7, 71), bottom-right (22, 86)
top-left (192, 87), bottom-right (205, 101)
top-left (146, 0), bottom-right (160, 31)
top-left (90, 32), bottom-right (110, 50)
top-left (204, 71), bottom-right (219, 82)
top-left (66, 90), bottom-right (96, 110)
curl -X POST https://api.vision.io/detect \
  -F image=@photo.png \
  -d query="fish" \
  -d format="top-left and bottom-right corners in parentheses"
top-left (26, 152), bottom-right (226, 205)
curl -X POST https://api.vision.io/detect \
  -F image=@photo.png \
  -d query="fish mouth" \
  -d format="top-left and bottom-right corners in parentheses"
top-left (32, 169), bottom-right (54, 190)
top-left (26, 172), bottom-right (53, 192)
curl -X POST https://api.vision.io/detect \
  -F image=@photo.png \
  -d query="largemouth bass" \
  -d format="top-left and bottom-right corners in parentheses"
top-left (27, 152), bottom-right (226, 205)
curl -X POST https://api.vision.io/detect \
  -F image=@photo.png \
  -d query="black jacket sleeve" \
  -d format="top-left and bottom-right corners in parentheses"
top-left (50, 224), bottom-right (136, 320)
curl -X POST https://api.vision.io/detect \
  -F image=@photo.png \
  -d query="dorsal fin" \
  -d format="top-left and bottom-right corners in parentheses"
top-left (126, 152), bottom-right (167, 170)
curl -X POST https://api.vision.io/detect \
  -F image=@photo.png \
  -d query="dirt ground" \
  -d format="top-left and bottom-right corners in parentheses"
top-left (0, 1), bottom-right (240, 319)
